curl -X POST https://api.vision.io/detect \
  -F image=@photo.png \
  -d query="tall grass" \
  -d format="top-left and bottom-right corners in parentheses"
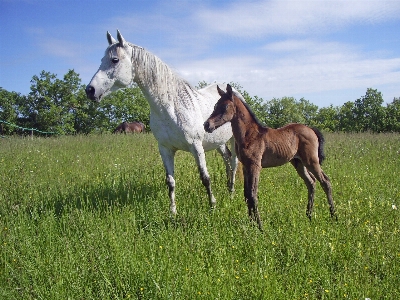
top-left (1, 133), bottom-right (399, 299)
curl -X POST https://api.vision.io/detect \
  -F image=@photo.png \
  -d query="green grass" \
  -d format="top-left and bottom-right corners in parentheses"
top-left (1, 133), bottom-right (399, 299)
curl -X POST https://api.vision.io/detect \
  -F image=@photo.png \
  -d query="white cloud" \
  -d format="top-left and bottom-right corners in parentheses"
top-left (196, 0), bottom-right (400, 37)
top-left (171, 37), bottom-right (400, 105)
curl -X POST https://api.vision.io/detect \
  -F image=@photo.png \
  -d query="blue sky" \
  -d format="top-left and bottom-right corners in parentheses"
top-left (1, 0), bottom-right (400, 107)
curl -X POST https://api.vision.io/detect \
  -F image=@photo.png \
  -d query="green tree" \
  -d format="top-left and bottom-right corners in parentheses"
top-left (263, 97), bottom-right (305, 128)
top-left (195, 81), bottom-right (210, 89)
top-left (297, 98), bottom-right (319, 126)
top-left (95, 84), bottom-right (150, 132)
top-left (315, 105), bottom-right (339, 132)
top-left (21, 70), bottom-right (86, 135)
top-left (353, 88), bottom-right (385, 132)
top-left (21, 70), bottom-right (150, 135)
top-left (338, 101), bottom-right (356, 132)
top-left (70, 87), bottom-right (98, 134)
top-left (385, 97), bottom-right (400, 132)
top-left (0, 88), bottom-right (24, 135)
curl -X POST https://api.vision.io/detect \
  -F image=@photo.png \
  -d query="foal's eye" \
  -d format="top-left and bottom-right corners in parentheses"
top-left (111, 57), bottom-right (119, 64)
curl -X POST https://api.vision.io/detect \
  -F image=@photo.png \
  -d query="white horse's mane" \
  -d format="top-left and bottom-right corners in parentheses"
top-left (109, 42), bottom-right (196, 101)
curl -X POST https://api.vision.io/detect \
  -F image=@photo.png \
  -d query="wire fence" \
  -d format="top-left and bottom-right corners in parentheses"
top-left (0, 120), bottom-right (57, 138)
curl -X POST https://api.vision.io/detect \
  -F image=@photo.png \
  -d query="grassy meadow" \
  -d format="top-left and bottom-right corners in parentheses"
top-left (0, 132), bottom-right (399, 299)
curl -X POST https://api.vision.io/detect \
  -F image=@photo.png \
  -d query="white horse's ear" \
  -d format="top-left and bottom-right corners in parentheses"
top-left (107, 31), bottom-right (117, 45)
top-left (117, 30), bottom-right (126, 47)
top-left (217, 85), bottom-right (225, 97)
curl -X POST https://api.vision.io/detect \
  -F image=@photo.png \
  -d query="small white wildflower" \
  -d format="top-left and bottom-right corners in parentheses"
top-left (392, 204), bottom-right (397, 210)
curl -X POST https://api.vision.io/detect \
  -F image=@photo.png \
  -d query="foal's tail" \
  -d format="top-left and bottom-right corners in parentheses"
top-left (312, 127), bottom-right (326, 165)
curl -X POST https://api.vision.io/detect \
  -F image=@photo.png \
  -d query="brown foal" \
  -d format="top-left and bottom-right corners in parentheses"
top-left (204, 84), bottom-right (336, 230)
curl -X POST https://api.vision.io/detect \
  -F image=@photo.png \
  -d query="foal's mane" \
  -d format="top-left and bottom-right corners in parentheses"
top-left (233, 93), bottom-right (267, 129)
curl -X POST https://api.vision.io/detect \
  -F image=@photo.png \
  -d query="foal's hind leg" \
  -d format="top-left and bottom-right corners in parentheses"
top-left (308, 165), bottom-right (336, 219)
top-left (291, 159), bottom-right (316, 220)
top-left (319, 171), bottom-right (335, 218)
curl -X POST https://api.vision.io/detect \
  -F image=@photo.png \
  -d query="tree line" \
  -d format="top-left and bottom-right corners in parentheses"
top-left (1, 70), bottom-right (399, 136)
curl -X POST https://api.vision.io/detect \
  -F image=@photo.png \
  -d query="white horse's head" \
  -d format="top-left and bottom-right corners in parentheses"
top-left (86, 30), bottom-right (134, 101)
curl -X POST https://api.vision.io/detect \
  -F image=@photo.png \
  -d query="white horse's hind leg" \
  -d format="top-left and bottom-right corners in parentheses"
top-left (158, 145), bottom-right (177, 215)
top-left (191, 142), bottom-right (216, 209)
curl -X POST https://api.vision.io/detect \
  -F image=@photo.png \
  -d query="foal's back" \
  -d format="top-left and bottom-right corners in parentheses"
top-left (260, 123), bottom-right (319, 168)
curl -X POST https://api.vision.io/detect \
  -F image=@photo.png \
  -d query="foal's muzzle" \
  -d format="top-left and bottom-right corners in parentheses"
top-left (204, 120), bottom-right (214, 133)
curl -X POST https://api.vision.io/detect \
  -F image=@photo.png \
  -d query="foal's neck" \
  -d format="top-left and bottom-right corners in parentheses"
top-left (232, 96), bottom-right (265, 142)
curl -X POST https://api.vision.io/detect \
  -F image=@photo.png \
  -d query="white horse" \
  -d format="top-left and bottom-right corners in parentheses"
top-left (86, 30), bottom-right (242, 215)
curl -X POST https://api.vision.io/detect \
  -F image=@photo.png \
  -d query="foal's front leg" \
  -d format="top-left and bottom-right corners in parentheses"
top-left (243, 163), bottom-right (263, 230)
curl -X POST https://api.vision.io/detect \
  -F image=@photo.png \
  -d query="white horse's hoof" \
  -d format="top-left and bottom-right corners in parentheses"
top-left (170, 205), bottom-right (177, 216)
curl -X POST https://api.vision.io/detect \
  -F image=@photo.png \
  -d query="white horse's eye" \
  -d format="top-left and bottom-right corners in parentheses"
top-left (111, 57), bottom-right (119, 64)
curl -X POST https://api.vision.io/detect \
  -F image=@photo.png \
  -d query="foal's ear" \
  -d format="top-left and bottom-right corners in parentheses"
top-left (226, 84), bottom-right (233, 98)
top-left (117, 29), bottom-right (126, 47)
top-left (107, 31), bottom-right (117, 45)
top-left (217, 85), bottom-right (225, 97)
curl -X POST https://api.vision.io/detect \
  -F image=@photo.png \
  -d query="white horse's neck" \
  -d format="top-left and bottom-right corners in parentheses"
top-left (128, 43), bottom-right (195, 107)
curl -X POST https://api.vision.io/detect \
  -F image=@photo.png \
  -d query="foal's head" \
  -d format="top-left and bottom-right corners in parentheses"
top-left (204, 84), bottom-right (235, 133)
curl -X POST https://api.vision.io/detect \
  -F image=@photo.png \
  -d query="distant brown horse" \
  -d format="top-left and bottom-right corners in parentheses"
top-left (204, 84), bottom-right (336, 230)
top-left (113, 122), bottom-right (145, 134)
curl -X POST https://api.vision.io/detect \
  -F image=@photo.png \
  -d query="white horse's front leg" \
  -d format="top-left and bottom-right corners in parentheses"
top-left (158, 145), bottom-right (177, 215)
top-left (229, 137), bottom-right (238, 192)
top-left (216, 142), bottom-right (237, 193)
top-left (216, 144), bottom-right (232, 190)
top-left (191, 142), bottom-right (216, 209)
